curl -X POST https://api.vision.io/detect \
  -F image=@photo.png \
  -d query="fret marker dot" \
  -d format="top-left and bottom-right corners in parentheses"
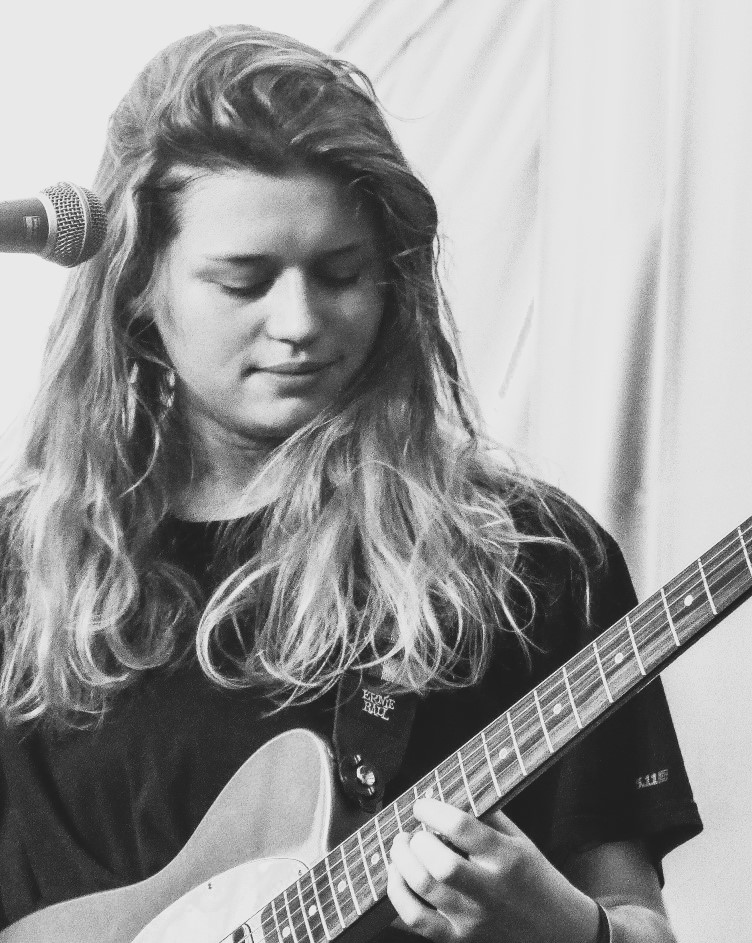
top-left (425, 786), bottom-right (434, 798)
top-left (371, 853), bottom-right (380, 865)
top-left (614, 653), bottom-right (624, 665)
top-left (684, 594), bottom-right (694, 607)
top-left (282, 928), bottom-right (291, 939)
top-left (552, 703), bottom-right (562, 715)
top-left (308, 906), bottom-right (317, 917)
top-left (499, 747), bottom-right (510, 761)
top-left (338, 880), bottom-right (346, 893)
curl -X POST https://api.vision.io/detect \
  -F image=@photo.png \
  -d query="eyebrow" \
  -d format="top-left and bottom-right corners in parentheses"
top-left (203, 240), bottom-right (370, 267)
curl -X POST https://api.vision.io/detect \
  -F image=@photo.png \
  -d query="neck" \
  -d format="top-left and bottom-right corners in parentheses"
top-left (170, 417), bottom-right (282, 522)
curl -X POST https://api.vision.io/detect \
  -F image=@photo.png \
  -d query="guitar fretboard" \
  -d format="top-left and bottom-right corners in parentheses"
top-left (225, 516), bottom-right (752, 943)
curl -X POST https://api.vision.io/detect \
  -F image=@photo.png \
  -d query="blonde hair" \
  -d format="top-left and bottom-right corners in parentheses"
top-left (0, 26), bottom-right (598, 725)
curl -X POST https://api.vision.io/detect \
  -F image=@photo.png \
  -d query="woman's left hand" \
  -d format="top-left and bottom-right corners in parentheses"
top-left (387, 797), bottom-right (599, 943)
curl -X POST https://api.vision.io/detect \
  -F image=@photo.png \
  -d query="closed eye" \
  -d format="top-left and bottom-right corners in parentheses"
top-left (219, 280), bottom-right (275, 300)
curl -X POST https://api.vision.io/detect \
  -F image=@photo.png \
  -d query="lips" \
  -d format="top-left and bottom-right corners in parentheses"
top-left (253, 361), bottom-right (334, 375)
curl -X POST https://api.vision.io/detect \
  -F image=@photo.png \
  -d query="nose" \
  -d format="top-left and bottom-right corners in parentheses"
top-left (263, 267), bottom-right (322, 347)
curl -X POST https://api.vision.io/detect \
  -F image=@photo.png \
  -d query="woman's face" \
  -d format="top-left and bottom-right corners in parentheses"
top-left (152, 168), bottom-right (385, 448)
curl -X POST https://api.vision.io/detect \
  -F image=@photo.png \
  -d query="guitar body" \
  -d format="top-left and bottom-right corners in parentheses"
top-left (3, 513), bottom-right (749, 943)
top-left (0, 729), bottom-right (366, 943)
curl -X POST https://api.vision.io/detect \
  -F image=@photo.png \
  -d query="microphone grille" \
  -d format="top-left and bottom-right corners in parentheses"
top-left (41, 182), bottom-right (107, 267)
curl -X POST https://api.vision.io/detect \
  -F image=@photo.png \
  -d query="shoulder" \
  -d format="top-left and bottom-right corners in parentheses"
top-left (480, 470), bottom-right (637, 646)
top-left (487, 472), bottom-right (613, 581)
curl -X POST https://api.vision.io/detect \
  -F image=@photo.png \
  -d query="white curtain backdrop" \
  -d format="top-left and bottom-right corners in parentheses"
top-left (337, 1), bottom-right (752, 939)
top-left (1, 2), bottom-right (750, 938)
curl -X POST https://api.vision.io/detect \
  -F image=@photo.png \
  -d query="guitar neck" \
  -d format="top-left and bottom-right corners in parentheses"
top-left (229, 516), bottom-right (752, 943)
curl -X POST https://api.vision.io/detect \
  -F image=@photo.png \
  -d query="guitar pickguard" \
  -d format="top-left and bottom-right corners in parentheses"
top-left (133, 855), bottom-right (308, 943)
top-left (0, 729), bottom-right (365, 943)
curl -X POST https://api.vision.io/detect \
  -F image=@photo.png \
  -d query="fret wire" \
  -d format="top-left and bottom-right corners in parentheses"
top-left (482, 723), bottom-right (517, 779)
top-left (356, 831), bottom-right (378, 902)
top-left (663, 567), bottom-right (703, 607)
top-left (295, 879), bottom-right (318, 943)
top-left (373, 813), bottom-right (389, 867)
top-left (560, 660), bottom-right (602, 717)
top-left (738, 526), bottom-right (752, 575)
top-left (480, 729), bottom-right (502, 796)
top-left (466, 726), bottom-right (511, 791)
top-left (537, 674), bottom-right (574, 726)
top-left (659, 587), bottom-right (681, 646)
top-left (506, 703), bottom-right (556, 755)
top-left (378, 801), bottom-right (405, 842)
top-left (283, 889), bottom-right (301, 943)
top-left (347, 835), bottom-right (376, 910)
top-left (469, 753), bottom-right (499, 807)
top-left (400, 793), bottom-right (420, 831)
top-left (705, 535), bottom-right (751, 597)
top-left (506, 710), bottom-right (527, 775)
top-left (280, 520), bottom-right (752, 943)
top-left (436, 759), bottom-right (466, 806)
top-left (393, 801), bottom-right (404, 833)
top-left (238, 524), bottom-right (752, 943)
top-left (413, 784), bottom-right (428, 830)
top-left (697, 558), bottom-right (717, 614)
top-left (592, 641), bottom-right (613, 703)
top-left (480, 722), bottom-right (517, 784)
top-left (358, 826), bottom-right (382, 868)
top-left (624, 615), bottom-right (646, 675)
top-left (631, 595), bottom-right (675, 655)
top-left (309, 869), bottom-right (333, 940)
top-left (705, 531), bottom-right (745, 574)
top-left (257, 902), bottom-right (276, 943)
top-left (427, 553), bottom-right (705, 800)
top-left (323, 857), bottom-right (345, 929)
top-left (457, 750), bottom-right (478, 815)
top-left (271, 893), bottom-right (285, 943)
top-left (414, 774), bottom-right (432, 800)
top-left (665, 532), bottom-right (748, 611)
top-left (340, 845), bottom-right (362, 916)
top-left (532, 689), bottom-right (554, 753)
top-left (311, 869), bottom-right (334, 939)
top-left (444, 754), bottom-right (476, 792)
top-left (561, 664), bottom-right (583, 728)
top-left (406, 528), bottom-right (751, 846)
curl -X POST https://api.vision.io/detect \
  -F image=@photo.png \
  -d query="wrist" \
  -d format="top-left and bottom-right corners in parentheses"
top-left (592, 902), bottom-right (613, 943)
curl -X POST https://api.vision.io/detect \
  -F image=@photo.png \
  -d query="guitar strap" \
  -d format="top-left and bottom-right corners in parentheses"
top-left (333, 665), bottom-right (418, 813)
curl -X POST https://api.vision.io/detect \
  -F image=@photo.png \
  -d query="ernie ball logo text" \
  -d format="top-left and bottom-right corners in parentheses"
top-left (362, 689), bottom-right (395, 721)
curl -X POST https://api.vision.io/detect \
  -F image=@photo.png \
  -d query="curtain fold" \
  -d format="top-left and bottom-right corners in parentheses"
top-left (336, 2), bottom-right (752, 938)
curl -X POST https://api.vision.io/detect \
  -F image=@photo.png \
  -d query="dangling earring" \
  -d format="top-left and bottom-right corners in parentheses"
top-left (161, 364), bottom-right (176, 413)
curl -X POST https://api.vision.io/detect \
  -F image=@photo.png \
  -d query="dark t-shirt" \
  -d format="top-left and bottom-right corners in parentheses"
top-left (0, 501), bottom-right (702, 929)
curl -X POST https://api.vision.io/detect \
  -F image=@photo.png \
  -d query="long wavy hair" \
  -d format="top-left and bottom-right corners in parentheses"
top-left (0, 26), bottom-right (595, 726)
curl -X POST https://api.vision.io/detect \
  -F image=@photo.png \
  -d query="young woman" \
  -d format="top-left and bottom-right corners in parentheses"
top-left (0, 25), bottom-right (700, 943)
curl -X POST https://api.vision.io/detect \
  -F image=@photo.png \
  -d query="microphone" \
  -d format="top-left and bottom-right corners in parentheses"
top-left (0, 182), bottom-right (107, 267)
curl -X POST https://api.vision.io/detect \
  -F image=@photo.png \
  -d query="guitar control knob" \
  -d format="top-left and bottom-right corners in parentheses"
top-left (338, 753), bottom-right (383, 812)
top-left (356, 764), bottom-right (377, 787)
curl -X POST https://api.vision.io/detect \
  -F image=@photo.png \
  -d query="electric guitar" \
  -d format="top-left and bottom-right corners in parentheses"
top-left (2, 515), bottom-right (751, 943)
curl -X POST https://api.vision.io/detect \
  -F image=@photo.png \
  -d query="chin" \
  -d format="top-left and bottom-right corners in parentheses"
top-left (238, 409), bottom-right (323, 442)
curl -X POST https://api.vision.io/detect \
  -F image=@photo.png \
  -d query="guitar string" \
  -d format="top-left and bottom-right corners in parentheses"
top-left (322, 526), bottom-right (752, 933)
top-left (377, 524), bottom-right (751, 824)
top-left (225, 521), bottom-right (752, 943)
top-left (320, 525), bottom-right (752, 907)
top-left (236, 524), bottom-right (752, 943)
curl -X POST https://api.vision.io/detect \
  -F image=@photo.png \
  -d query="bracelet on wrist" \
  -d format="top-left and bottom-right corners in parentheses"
top-left (594, 902), bottom-right (613, 943)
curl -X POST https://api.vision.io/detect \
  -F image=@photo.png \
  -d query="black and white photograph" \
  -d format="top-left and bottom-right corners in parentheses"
top-left (0, 2), bottom-right (749, 941)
